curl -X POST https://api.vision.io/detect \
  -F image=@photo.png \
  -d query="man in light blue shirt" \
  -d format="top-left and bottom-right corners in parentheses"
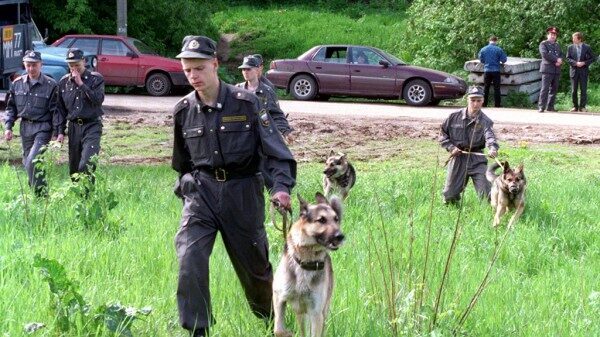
top-left (478, 36), bottom-right (508, 107)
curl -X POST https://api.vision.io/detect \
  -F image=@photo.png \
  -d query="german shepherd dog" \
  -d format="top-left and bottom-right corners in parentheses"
top-left (323, 151), bottom-right (356, 200)
top-left (486, 161), bottom-right (527, 229)
top-left (273, 192), bottom-right (345, 337)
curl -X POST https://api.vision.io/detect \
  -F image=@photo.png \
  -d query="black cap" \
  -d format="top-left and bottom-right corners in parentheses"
top-left (66, 48), bottom-right (84, 62)
top-left (252, 54), bottom-right (264, 66)
top-left (238, 55), bottom-right (260, 69)
top-left (23, 50), bottom-right (42, 62)
top-left (467, 86), bottom-right (484, 98)
top-left (176, 35), bottom-right (217, 59)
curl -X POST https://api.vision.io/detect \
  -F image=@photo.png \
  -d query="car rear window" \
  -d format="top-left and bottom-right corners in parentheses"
top-left (313, 47), bottom-right (348, 63)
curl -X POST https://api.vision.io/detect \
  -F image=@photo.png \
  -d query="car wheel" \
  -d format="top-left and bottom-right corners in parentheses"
top-left (403, 79), bottom-right (431, 106)
top-left (146, 73), bottom-right (172, 96)
top-left (290, 75), bottom-right (318, 101)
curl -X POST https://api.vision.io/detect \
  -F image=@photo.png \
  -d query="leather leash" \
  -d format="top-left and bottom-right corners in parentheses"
top-left (270, 200), bottom-right (292, 242)
top-left (444, 149), bottom-right (504, 170)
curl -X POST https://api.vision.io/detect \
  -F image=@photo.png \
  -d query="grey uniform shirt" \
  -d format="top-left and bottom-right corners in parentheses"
top-left (57, 70), bottom-right (105, 134)
top-left (172, 81), bottom-right (296, 194)
top-left (539, 40), bottom-right (563, 74)
top-left (439, 108), bottom-right (499, 153)
top-left (236, 81), bottom-right (292, 135)
top-left (4, 74), bottom-right (61, 135)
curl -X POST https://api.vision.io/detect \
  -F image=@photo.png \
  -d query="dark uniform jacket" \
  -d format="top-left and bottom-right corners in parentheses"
top-left (4, 74), bottom-right (60, 135)
top-left (566, 43), bottom-right (596, 77)
top-left (235, 81), bottom-right (292, 136)
top-left (57, 70), bottom-right (105, 134)
top-left (172, 81), bottom-right (296, 194)
top-left (439, 108), bottom-right (498, 153)
top-left (539, 40), bottom-right (563, 74)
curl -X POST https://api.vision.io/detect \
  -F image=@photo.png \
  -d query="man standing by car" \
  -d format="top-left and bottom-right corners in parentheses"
top-left (538, 26), bottom-right (563, 112)
top-left (566, 32), bottom-right (596, 112)
top-left (3, 50), bottom-right (62, 197)
top-left (57, 48), bottom-right (105, 181)
top-left (172, 36), bottom-right (296, 337)
top-left (439, 86), bottom-right (499, 205)
top-left (478, 36), bottom-right (507, 107)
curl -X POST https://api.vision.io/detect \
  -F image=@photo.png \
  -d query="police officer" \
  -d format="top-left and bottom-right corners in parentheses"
top-left (538, 26), bottom-right (563, 112)
top-left (439, 86), bottom-right (499, 204)
top-left (3, 50), bottom-right (61, 196)
top-left (57, 48), bottom-right (105, 180)
top-left (172, 36), bottom-right (296, 337)
top-left (236, 55), bottom-right (294, 190)
top-left (251, 53), bottom-right (275, 89)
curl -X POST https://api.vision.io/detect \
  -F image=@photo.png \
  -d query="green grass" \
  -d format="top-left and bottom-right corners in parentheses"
top-left (1, 139), bottom-right (599, 336)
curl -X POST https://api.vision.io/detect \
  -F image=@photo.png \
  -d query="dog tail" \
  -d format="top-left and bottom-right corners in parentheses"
top-left (486, 162), bottom-right (501, 182)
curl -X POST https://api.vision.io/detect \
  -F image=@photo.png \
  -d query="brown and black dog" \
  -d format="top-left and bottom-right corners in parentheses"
top-left (486, 161), bottom-right (527, 229)
top-left (323, 150), bottom-right (356, 200)
top-left (273, 192), bottom-right (345, 337)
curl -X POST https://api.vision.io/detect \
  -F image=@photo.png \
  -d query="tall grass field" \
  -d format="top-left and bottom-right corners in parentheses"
top-left (1, 140), bottom-right (599, 336)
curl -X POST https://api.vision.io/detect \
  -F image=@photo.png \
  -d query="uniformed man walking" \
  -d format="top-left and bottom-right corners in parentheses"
top-left (538, 26), bottom-right (563, 113)
top-left (236, 55), bottom-right (294, 190)
top-left (172, 36), bottom-right (296, 337)
top-left (3, 50), bottom-right (62, 196)
top-left (439, 86), bottom-right (499, 204)
top-left (251, 53), bottom-right (275, 89)
top-left (57, 48), bottom-right (105, 181)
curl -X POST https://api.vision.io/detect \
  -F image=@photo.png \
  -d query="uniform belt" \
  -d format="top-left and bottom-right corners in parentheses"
top-left (69, 117), bottom-right (99, 125)
top-left (21, 118), bottom-right (49, 123)
top-left (458, 147), bottom-right (483, 153)
top-left (195, 168), bottom-right (256, 182)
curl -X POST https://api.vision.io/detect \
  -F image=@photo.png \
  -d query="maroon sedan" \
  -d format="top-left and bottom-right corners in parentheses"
top-left (267, 45), bottom-right (467, 106)
top-left (53, 34), bottom-right (188, 96)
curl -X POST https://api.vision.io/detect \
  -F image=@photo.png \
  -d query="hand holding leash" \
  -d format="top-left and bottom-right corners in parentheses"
top-left (271, 191), bottom-right (291, 212)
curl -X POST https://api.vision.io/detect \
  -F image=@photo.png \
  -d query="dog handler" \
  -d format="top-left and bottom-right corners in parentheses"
top-left (171, 36), bottom-right (296, 337)
top-left (439, 86), bottom-right (499, 204)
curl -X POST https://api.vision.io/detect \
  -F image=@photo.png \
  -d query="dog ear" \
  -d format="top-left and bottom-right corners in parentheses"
top-left (515, 163), bottom-right (524, 173)
top-left (502, 161), bottom-right (511, 173)
top-left (315, 192), bottom-right (328, 205)
top-left (339, 152), bottom-right (347, 161)
top-left (329, 149), bottom-right (335, 157)
top-left (329, 196), bottom-right (343, 221)
top-left (298, 193), bottom-right (308, 217)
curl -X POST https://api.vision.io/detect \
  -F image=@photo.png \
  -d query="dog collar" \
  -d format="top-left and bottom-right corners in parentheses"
top-left (293, 255), bottom-right (325, 271)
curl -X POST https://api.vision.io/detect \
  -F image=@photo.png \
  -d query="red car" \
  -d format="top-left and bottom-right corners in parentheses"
top-left (52, 34), bottom-right (187, 96)
top-left (267, 45), bottom-right (467, 106)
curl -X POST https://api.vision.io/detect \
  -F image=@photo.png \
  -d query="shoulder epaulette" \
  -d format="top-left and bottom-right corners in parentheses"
top-left (12, 75), bottom-right (23, 83)
top-left (231, 86), bottom-right (255, 103)
top-left (173, 93), bottom-right (194, 115)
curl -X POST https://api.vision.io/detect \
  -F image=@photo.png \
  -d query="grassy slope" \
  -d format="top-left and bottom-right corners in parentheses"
top-left (1, 141), bottom-right (599, 336)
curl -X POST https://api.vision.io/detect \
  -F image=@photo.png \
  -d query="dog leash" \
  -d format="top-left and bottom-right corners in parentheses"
top-left (443, 150), bottom-right (505, 170)
top-left (269, 200), bottom-right (293, 242)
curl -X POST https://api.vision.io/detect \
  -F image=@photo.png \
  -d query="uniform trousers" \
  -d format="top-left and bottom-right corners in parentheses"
top-left (443, 153), bottom-right (490, 203)
top-left (539, 73), bottom-right (560, 111)
top-left (67, 120), bottom-right (102, 177)
top-left (175, 170), bottom-right (272, 331)
top-left (20, 120), bottom-right (52, 195)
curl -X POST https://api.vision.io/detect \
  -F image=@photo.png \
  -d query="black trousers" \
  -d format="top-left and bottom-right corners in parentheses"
top-left (483, 71), bottom-right (501, 107)
top-left (539, 73), bottom-right (560, 111)
top-left (571, 68), bottom-right (589, 109)
top-left (175, 171), bottom-right (272, 332)
top-left (67, 120), bottom-right (102, 178)
top-left (20, 121), bottom-right (52, 195)
top-left (442, 154), bottom-right (490, 203)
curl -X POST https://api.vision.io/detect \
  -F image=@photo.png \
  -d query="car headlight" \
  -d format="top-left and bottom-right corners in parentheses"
top-left (91, 57), bottom-right (98, 70)
top-left (443, 77), bottom-right (460, 84)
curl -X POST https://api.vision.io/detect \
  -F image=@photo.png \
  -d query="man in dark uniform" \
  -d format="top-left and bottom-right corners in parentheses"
top-left (252, 53), bottom-right (275, 89)
top-left (236, 55), bottom-right (294, 190)
top-left (3, 50), bottom-right (62, 196)
top-left (566, 32), bottom-right (596, 112)
top-left (439, 86), bottom-right (499, 204)
top-left (57, 48), bottom-right (105, 181)
top-left (538, 26), bottom-right (563, 113)
top-left (172, 36), bottom-right (296, 337)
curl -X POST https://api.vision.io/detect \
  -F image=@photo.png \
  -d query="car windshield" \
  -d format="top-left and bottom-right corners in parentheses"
top-left (129, 38), bottom-right (158, 55)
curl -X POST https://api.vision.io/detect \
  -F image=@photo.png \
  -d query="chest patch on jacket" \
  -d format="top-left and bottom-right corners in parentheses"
top-left (222, 115), bottom-right (247, 123)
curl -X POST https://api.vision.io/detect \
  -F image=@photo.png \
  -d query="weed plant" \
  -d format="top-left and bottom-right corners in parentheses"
top-left (1, 141), bottom-right (599, 336)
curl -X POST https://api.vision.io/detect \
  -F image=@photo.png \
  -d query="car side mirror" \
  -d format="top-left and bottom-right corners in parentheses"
top-left (127, 52), bottom-right (138, 58)
top-left (379, 60), bottom-right (390, 68)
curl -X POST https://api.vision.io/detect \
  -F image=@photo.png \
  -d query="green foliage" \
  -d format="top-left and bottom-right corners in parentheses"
top-left (504, 90), bottom-right (533, 108)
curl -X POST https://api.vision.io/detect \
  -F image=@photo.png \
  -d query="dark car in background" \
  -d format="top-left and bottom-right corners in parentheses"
top-left (266, 45), bottom-right (467, 106)
top-left (53, 34), bottom-right (187, 96)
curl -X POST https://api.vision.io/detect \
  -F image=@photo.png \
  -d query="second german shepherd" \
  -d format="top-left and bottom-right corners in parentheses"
top-left (486, 161), bottom-right (527, 229)
top-left (273, 192), bottom-right (345, 337)
top-left (323, 150), bottom-right (356, 200)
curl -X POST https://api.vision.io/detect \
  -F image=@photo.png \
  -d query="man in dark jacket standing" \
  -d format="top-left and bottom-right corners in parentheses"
top-left (439, 86), bottom-right (499, 204)
top-left (57, 48), bottom-right (105, 180)
top-left (566, 32), bottom-right (596, 112)
top-left (538, 26), bottom-right (563, 112)
top-left (478, 36), bottom-right (507, 107)
top-left (4, 51), bottom-right (62, 196)
top-left (172, 36), bottom-right (296, 337)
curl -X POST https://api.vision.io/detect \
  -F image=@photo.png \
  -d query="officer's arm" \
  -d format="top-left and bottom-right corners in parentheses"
top-left (266, 89), bottom-right (292, 135)
top-left (49, 83), bottom-right (63, 137)
top-left (500, 49), bottom-right (507, 64)
top-left (539, 42), bottom-right (558, 63)
top-left (478, 48), bottom-right (484, 63)
top-left (81, 74), bottom-right (105, 106)
top-left (438, 117), bottom-right (456, 152)
top-left (4, 83), bottom-right (18, 131)
top-left (171, 111), bottom-right (192, 175)
top-left (56, 82), bottom-right (68, 134)
top-left (484, 121), bottom-right (499, 152)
